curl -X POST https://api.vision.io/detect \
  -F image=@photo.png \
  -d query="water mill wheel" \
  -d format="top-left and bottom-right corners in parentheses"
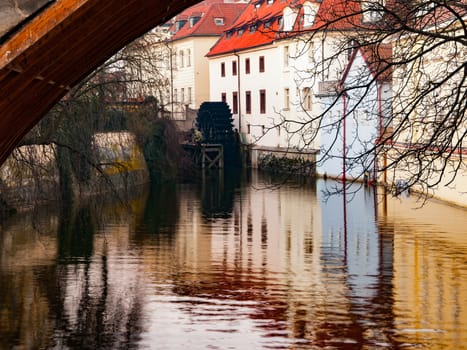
top-left (195, 101), bottom-right (241, 167)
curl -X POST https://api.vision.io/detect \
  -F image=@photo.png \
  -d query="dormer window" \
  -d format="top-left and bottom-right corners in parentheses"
top-left (303, 2), bottom-right (319, 27)
top-left (189, 16), bottom-right (201, 27)
top-left (283, 7), bottom-right (297, 32)
top-left (277, 16), bottom-right (283, 27)
top-left (226, 30), bottom-right (233, 39)
top-left (267, 0), bottom-right (274, 4)
top-left (416, 1), bottom-right (436, 17)
top-left (214, 17), bottom-right (225, 26)
top-left (361, 0), bottom-right (385, 23)
top-left (238, 27), bottom-right (245, 36)
top-left (175, 20), bottom-right (187, 31)
top-left (250, 24), bottom-right (258, 33)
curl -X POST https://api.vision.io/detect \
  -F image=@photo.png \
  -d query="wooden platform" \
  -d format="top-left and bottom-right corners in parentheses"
top-left (183, 143), bottom-right (224, 169)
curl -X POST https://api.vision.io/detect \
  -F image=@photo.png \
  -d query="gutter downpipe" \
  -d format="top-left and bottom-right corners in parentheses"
top-left (342, 90), bottom-right (348, 264)
top-left (234, 50), bottom-right (242, 134)
top-left (377, 83), bottom-right (388, 186)
top-left (165, 39), bottom-right (174, 120)
top-left (342, 92), bottom-right (347, 185)
top-left (377, 82), bottom-right (383, 185)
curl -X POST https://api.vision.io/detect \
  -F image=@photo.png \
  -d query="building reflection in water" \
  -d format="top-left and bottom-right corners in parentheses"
top-left (379, 195), bottom-right (467, 348)
top-left (0, 171), bottom-right (466, 349)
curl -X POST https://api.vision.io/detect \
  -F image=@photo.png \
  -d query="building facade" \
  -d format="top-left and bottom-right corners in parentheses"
top-left (386, 6), bottom-right (467, 206)
top-left (207, 0), bottom-right (359, 166)
top-left (148, 0), bottom-right (248, 128)
top-left (319, 45), bottom-right (392, 182)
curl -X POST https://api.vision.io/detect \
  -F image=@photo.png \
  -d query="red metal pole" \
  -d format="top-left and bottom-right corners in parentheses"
top-left (342, 94), bottom-right (347, 184)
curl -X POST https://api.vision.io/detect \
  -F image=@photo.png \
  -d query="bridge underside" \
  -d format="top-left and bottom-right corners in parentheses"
top-left (0, 0), bottom-right (199, 165)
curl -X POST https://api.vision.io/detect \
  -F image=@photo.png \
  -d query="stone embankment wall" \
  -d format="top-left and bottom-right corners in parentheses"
top-left (0, 132), bottom-right (148, 208)
top-left (0, 144), bottom-right (57, 206)
top-left (251, 146), bottom-right (318, 177)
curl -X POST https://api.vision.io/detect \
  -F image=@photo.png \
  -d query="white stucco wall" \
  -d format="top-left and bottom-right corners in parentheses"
top-left (171, 36), bottom-right (220, 110)
top-left (208, 33), bottom-right (348, 153)
top-left (318, 50), bottom-right (384, 180)
top-left (388, 23), bottom-right (467, 206)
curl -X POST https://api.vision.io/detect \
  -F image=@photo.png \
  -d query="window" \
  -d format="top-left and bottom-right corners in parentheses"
top-left (232, 60), bottom-right (237, 76)
top-left (180, 50), bottom-right (184, 68)
top-left (417, 1), bottom-right (436, 17)
top-left (284, 46), bottom-right (289, 68)
top-left (187, 87), bottom-right (192, 103)
top-left (307, 42), bottom-right (314, 63)
top-left (175, 20), bottom-right (186, 31)
top-left (189, 16), bottom-right (201, 27)
top-left (186, 49), bottom-right (191, 67)
top-left (303, 2), bottom-right (319, 27)
top-left (245, 91), bottom-right (251, 114)
top-left (260, 89), bottom-right (266, 114)
top-left (302, 87), bottom-right (312, 110)
top-left (361, 0), bottom-right (384, 23)
top-left (245, 58), bottom-right (250, 74)
top-left (214, 17), bottom-right (225, 26)
top-left (283, 7), bottom-right (297, 32)
top-left (221, 62), bottom-right (225, 77)
top-left (174, 88), bottom-right (178, 102)
top-left (284, 88), bottom-right (290, 110)
top-left (233, 92), bottom-right (238, 114)
top-left (180, 88), bottom-right (185, 103)
top-left (221, 92), bottom-right (226, 103)
top-left (259, 56), bottom-right (265, 72)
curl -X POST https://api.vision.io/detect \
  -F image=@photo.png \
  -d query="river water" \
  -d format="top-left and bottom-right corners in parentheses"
top-left (1, 170), bottom-right (466, 349)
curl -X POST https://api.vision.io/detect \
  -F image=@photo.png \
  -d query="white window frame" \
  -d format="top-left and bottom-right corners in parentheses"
top-left (284, 88), bottom-right (290, 110)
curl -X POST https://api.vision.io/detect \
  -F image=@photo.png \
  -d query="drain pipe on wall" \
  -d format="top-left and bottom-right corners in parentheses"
top-left (342, 92), bottom-right (347, 184)
top-left (377, 82), bottom-right (387, 185)
top-left (234, 50), bottom-right (242, 134)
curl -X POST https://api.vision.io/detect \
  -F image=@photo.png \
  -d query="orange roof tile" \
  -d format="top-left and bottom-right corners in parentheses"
top-left (207, 0), bottom-right (363, 57)
top-left (342, 43), bottom-right (392, 83)
top-left (169, 0), bottom-right (247, 41)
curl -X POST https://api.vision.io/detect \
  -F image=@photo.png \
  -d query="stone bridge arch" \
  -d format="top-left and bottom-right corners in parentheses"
top-left (0, 0), bottom-right (200, 165)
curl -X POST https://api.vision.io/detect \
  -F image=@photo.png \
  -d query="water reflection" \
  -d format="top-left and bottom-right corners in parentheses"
top-left (58, 206), bottom-right (95, 261)
top-left (200, 170), bottom-right (241, 219)
top-left (54, 202), bottom-right (145, 350)
top-left (136, 182), bottom-right (179, 236)
top-left (0, 172), bottom-right (466, 349)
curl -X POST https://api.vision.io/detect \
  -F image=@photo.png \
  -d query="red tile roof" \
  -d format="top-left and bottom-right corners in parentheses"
top-left (207, 0), bottom-right (363, 57)
top-left (342, 43), bottom-right (392, 83)
top-left (169, 0), bottom-right (248, 41)
top-left (384, 0), bottom-right (467, 30)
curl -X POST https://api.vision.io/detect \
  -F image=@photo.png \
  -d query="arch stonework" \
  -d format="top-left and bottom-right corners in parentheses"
top-left (0, 0), bottom-right (200, 165)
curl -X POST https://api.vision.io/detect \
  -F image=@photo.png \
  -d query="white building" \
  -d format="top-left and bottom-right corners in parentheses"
top-left (207, 0), bottom-right (358, 166)
top-left (386, 5), bottom-right (467, 206)
top-left (318, 45), bottom-right (392, 182)
top-left (149, 0), bottom-right (248, 127)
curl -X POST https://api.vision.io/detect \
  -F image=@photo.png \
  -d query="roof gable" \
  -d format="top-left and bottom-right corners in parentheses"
top-left (207, 0), bottom-right (363, 57)
top-left (170, 0), bottom-right (247, 41)
top-left (341, 43), bottom-right (392, 84)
